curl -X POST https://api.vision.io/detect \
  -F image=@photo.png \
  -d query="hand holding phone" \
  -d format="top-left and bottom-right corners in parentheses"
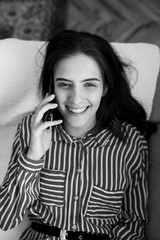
top-left (27, 94), bottom-right (62, 160)
top-left (42, 80), bottom-right (62, 123)
top-left (42, 96), bottom-right (62, 123)
top-left (42, 105), bottom-right (54, 123)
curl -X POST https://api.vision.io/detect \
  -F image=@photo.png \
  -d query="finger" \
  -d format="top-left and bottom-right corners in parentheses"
top-left (39, 119), bottom-right (63, 131)
top-left (34, 103), bottom-right (58, 126)
top-left (36, 94), bottom-right (56, 112)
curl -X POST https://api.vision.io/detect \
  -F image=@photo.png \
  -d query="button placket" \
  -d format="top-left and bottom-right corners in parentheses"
top-left (71, 140), bottom-right (84, 230)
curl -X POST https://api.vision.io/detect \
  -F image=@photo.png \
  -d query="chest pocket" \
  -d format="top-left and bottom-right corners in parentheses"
top-left (39, 168), bottom-right (65, 207)
top-left (85, 185), bottom-right (123, 219)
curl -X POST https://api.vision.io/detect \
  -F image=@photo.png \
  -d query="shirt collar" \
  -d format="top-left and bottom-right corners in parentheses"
top-left (52, 125), bottom-right (73, 143)
top-left (52, 124), bottom-right (113, 147)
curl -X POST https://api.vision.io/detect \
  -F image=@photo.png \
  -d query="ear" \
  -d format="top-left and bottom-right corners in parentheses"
top-left (102, 86), bottom-right (108, 97)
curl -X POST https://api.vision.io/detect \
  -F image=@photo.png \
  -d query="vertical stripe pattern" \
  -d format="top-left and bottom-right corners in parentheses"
top-left (0, 113), bottom-right (148, 240)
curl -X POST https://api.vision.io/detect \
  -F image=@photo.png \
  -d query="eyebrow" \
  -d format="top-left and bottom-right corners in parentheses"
top-left (55, 78), bottom-right (101, 82)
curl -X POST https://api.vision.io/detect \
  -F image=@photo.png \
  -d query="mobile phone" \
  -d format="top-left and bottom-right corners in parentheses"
top-left (42, 80), bottom-right (62, 122)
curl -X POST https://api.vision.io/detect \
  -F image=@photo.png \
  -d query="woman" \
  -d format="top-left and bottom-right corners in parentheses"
top-left (0, 30), bottom-right (156, 240)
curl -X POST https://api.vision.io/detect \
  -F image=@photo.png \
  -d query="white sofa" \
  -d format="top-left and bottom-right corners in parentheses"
top-left (0, 38), bottom-right (160, 240)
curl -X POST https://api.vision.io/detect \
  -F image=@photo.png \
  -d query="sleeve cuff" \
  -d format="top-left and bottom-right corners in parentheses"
top-left (18, 148), bottom-right (44, 172)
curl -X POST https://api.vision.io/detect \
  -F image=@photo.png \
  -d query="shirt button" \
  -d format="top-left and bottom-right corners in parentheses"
top-left (72, 224), bottom-right (77, 230)
top-left (74, 195), bottom-right (79, 201)
top-left (77, 168), bottom-right (82, 173)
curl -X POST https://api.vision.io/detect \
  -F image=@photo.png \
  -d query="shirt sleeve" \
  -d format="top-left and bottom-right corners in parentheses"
top-left (0, 113), bottom-right (44, 230)
top-left (112, 138), bottom-right (148, 240)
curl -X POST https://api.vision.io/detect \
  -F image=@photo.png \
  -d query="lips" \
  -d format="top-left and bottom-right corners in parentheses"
top-left (66, 106), bottom-right (89, 114)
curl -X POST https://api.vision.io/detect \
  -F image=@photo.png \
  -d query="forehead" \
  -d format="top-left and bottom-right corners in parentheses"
top-left (54, 53), bottom-right (102, 79)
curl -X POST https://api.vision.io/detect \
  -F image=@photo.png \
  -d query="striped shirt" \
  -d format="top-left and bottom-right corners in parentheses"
top-left (0, 113), bottom-right (148, 240)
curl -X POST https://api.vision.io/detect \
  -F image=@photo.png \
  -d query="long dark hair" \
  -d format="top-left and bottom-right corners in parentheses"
top-left (39, 30), bottom-right (156, 139)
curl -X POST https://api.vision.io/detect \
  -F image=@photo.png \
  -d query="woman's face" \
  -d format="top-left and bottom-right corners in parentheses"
top-left (54, 53), bottom-right (107, 138)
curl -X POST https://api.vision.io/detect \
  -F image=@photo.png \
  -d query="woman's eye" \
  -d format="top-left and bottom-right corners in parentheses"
top-left (58, 82), bottom-right (71, 88)
top-left (85, 82), bottom-right (96, 87)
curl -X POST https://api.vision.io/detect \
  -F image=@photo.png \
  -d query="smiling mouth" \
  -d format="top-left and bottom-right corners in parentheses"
top-left (66, 106), bottom-right (89, 114)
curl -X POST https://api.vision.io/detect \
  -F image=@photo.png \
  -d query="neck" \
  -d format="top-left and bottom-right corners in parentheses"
top-left (63, 122), bottom-right (96, 139)
top-left (63, 125), bottom-right (87, 138)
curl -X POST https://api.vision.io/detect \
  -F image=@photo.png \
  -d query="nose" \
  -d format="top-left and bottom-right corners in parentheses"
top-left (68, 86), bottom-right (83, 104)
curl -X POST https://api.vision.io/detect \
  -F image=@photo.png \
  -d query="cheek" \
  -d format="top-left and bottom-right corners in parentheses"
top-left (92, 95), bottom-right (103, 110)
top-left (55, 95), bottom-right (63, 105)
top-left (95, 89), bottom-right (104, 103)
top-left (55, 90), bottom-right (67, 108)
top-left (54, 87), bottom-right (63, 102)
top-left (96, 99), bottom-right (102, 110)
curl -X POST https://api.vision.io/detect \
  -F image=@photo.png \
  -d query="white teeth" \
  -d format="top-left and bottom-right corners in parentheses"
top-left (68, 107), bottom-right (87, 114)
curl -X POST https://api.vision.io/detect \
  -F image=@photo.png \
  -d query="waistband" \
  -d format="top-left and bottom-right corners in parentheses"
top-left (31, 222), bottom-right (110, 240)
